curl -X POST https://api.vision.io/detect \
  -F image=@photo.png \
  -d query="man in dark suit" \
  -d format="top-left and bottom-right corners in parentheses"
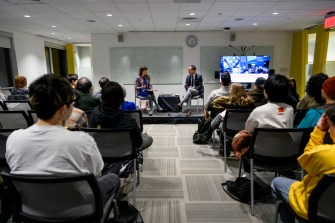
top-left (178, 65), bottom-right (203, 116)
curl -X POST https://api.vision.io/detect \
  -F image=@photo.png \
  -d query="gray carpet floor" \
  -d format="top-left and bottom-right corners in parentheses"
top-left (121, 124), bottom-right (279, 223)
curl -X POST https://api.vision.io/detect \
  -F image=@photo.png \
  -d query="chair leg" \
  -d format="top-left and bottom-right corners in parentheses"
top-left (196, 99), bottom-right (199, 113)
top-left (238, 158), bottom-right (243, 177)
top-left (133, 158), bottom-right (137, 208)
top-left (136, 169), bottom-right (140, 186)
top-left (250, 158), bottom-right (254, 216)
top-left (274, 200), bottom-right (284, 223)
top-left (212, 132), bottom-right (215, 149)
top-left (224, 132), bottom-right (227, 172)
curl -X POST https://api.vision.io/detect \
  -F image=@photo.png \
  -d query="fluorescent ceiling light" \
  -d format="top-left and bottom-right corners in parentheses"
top-left (118, 24), bottom-right (123, 27)
top-left (189, 13), bottom-right (195, 16)
top-left (51, 25), bottom-right (56, 28)
top-left (273, 12), bottom-right (279, 15)
top-left (24, 15), bottom-right (31, 18)
top-left (252, 23), bottom-right (258, 26)
top-left (186, 23), bottom-right (190, 26)
top-left (107, 14), bottom-right (112, 17)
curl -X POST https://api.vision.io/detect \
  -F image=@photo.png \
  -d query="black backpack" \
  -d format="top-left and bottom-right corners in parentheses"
top-left (193, 118), bottom-right (212, 144)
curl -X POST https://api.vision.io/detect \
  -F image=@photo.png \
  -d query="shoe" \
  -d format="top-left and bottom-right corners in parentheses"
top-left (157, 106), bottom-right (164, 111)
top-left (149, 111), bottom-right (153, 116)
top-left (186, 111), bottom-right (192, 117)
top-left (177, 103), bottom-right (182, 108)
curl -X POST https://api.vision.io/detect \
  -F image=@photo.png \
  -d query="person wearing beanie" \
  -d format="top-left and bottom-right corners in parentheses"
top-left (298, 76), bottom-right (335, 128)
top-left (247, 77), bottom-right (266, 107)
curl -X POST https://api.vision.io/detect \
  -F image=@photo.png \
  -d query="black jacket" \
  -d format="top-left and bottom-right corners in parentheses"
top-left (184, 73), bottom-right (203, 94)
top-left (89, 106), bottom-right (143, 148)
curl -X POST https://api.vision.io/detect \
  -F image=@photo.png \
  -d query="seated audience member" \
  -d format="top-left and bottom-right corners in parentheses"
top-left (271, 106), bottom-right (335, 223)
top-left (178, 65), bottom-right (203, 116)
top-left (288, 77), bottom-right (300, 103)
top-left (297, 73), bottom-right (328, 109)
top-left (10, 75), bottom-right (29, 98)
top-left (93, 77), bottom-right (110, 100)
top-left (298, 76), bottom-right (335, 128)
top-left (6, 74), bottom-right (120, 205)
top-left (204, 72), bottom-right (231, 119)
top-left (247, 77), bottom-right (266, 107)
top-left (64, 93), bottom-right (88, 129)
top-left (268, 69), bottom-right (275, 76)
top-left (200, 83), bottom-right (255, 142)
top-left (67, 74), bottom-right (78, 89)
top-left (89, 81), bottom-right (153, 151)
top-left (76, 77), bottom-right (101, 111)
top-left (245, 74), bottom-right (294, 133)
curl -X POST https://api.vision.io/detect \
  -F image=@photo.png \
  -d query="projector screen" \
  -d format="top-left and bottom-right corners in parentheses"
top-left (220, 55), bottom-right (270, 83)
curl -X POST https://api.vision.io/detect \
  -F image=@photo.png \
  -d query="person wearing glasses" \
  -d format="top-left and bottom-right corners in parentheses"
top-left (6, 74), bottom-right (120, 205)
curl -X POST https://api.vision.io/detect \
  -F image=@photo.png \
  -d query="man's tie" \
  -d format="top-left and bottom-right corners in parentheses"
top-left (191, 76), bottom-right (194, 87)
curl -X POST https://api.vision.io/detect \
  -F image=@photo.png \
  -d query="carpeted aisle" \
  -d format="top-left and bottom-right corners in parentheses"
top-left (122, 124), bottom-right (276, 223)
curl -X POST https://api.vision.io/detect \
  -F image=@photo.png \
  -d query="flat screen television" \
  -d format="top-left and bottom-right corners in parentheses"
top-left (220, 55), bottom-right (270, 83)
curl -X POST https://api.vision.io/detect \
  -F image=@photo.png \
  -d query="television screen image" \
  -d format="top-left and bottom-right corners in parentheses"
top-left (220, 55), bottom-right (270, 83)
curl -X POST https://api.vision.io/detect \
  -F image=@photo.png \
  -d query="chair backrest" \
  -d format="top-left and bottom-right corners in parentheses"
top-left (0, 172), bottom-right (103, 223)
top-left (124, 110), bottom-right (143, 132)
top-left (249, 127), bottom-right (312, 167)
top-left (1, 87), bottom-right (12, 97)
top-left (222, 109), bottom-right (253, 136)
top-left (0, 129), bottom-right (17, 168)
top-left (6, 95), bottom-right (29, 101)
top-left (85, 110), bottom-right (93, 123)
top-left (309, 174), bottom-right (335, 223)
top-left (0, 111), bottom-right (32, 129)
top-left (82, 128), bottom-right (137, 162)
top-left (0, 101), bottom-right (6, 111)
top-left (3, 100), bottom-right (32, 112)
top-left (27, 110), bottom-right (38, 124)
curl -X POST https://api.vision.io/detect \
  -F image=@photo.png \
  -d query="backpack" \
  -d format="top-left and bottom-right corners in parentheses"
top-left (193, 118), bottom-right (212, 144)
top-left (102, 153), bottom-right (143, 178)
top-left (221, 177), bottom-right (270, 203)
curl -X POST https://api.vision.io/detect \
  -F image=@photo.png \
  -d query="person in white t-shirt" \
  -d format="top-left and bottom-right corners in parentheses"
top-left (6, 74), bottom-right (120, 204)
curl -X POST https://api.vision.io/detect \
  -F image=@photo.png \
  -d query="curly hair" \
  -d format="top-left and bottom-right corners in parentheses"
top-left (230, 83), bottom-right (254, 106)
top-left (14, 75), bottom-right (27, 89)
top-left (305, 73), bottom-right (328, 104)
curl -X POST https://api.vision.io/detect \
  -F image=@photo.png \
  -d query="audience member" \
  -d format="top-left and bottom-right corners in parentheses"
top-left (93, 77), bottom-right (110, 100)
top-left (200, 83), bottom-right (255, 143)
top-left (247, 77), bottom-right (266, 107)
top-left (288, 77), bottom-right (300, 102)
top-left (298, 76), bottom-right (335, 128)
top-left (135, 66), bottom-right (162, 116)
top-left (89, 81), bottom-right (153, 151)
top-left (76, 77), bottom-right (101, 111)
top-left (204, 72), bottom-right (231, 119)
top-left (297, 73), bottom-right (328, 109)
top-left (268, 69), bottom-right (275, 76)
top-left (271, 105), bottom-right (335, 223)
top-left (10, 75), bottom-right (28, 96)
top-left (67, 74), bottom-right (78, 89)
top-left (178, 65), bottom-right (203, 116)
top-left (6, 74), bottom-right (120, 205)
top-left (64, 92), bottom-right (88, 128)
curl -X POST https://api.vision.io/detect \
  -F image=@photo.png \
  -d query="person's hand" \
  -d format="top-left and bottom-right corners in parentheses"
top-left (316, 113), bottom-right (329, 131)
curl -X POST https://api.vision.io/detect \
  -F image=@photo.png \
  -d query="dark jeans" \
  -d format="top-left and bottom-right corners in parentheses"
top-left (98, 173), bottom-right (121, 204)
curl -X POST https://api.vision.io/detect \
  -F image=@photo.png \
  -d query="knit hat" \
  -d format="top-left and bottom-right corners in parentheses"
top-left (322, 76), bottom-right (335, 99)
top-left (255, 77), bottom-right (266, 89)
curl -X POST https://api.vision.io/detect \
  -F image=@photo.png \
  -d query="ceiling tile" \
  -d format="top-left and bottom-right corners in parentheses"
top-left (49, 4), bottom-right (90, 13)
top-left (240, 1), bottom-right (277, 10)
top-left (148, 3), bottom-right (180, 11)
top-left (233, 9), bottom-right (263, 17)
top-left (180, 2), bottom-right (213, 10)
top-left (178, 10), bottom-right (207, 17)
top-left (122, 11), bottom-right (151, 18)
top-left (114, 2), bottom-right (149, 11)
top-left (82, 3), bottom-right (119, 11)
top-left (210, 2), bottom-right (244, 11)
top-left (15, 4), bottom-right (59, 13)
top-left (151, 11), bottom-right (179, 17)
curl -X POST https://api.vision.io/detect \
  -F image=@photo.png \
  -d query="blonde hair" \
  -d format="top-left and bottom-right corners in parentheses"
top-left (230, 83), bottom-right (254, 106)
top-left (14, 75), bottom-right (27, 89)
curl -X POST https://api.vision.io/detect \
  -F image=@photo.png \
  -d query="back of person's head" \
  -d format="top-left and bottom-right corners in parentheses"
top-left (264, 74), bottom-right (290, 103)
top-left (288, 77), bottom-right (299, 99)
top-left (66, 74), bottom-right (78, 83)
top-left (29, 74), bottom-right (74, 120)
top-left (230, 82), bottom-right (253, 106)
top-left (322, 76), bottom-right (335, 100)
top-left (220, 72), bottom-right (231, 86)
top-left (138, 66), bottom-right (147, 76)
top-left (268, 69), bottom-right (275, 76)
top-left (14, 75), bottom-right (27, 89)
top-left (102, 81), bottom-right (125, 110)
top-left (99, 77), bottom-right (110, 89)
top-left (255, 77), bottom-right (266, 89)
top-left (306, 73), bottom-right (328, 104)
top-left (76, 77), bottom-right (92, 94)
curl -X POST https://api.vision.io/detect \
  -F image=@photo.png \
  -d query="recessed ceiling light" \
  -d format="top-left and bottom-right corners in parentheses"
top-left (67, 37), bottom-right (72, 39)
top-left (186, 23), bottom-right (190, 26)
top-left (252, 22), bottom-right (258, 26)
top-left (51, 25), bottom-right (56, 28)
top-left (234, 18), bottom-right (244, 21)
top-left (51, 33), bottom-right (55, 35)
top-left (24, 15), bottom-right (31, 18)
top-left (189, 12), bottom-right (195, 16)
top-left (107, 13), bottom-right (113, 17)
top-left (273, 12), bottom-right (279, 15)
top-left (118, 24), bottom-right (123, 27)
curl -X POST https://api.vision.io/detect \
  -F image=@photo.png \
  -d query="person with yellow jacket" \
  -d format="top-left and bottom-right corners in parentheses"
top-left (271, 104), bottom-right (335, 223)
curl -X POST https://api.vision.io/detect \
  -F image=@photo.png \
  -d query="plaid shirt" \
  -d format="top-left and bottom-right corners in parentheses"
top-left (65, 107), bottom-right (88, 128)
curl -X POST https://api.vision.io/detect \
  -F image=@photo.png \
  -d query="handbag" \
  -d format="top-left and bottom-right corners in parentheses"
top-left (110, 200), bottom-right (144, 223)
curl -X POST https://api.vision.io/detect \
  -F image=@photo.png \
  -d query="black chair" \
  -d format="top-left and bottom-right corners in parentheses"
top-left (0, 101), bottom-right (6, 111)
top-left (27, 110), bottom-right (38, 124)
top-left (293, 109), bottom-right (309, 127)
top-left (219, 109), bottom-right (253, 172)
top-left (239, 127), bottom-right (313, 216)
top-left (6, 95), bottom-right (29, 101)
top-left (82, 128), bottom-right (139, 206)
top-left (3, 100), bottom-right (32, 112)
top-left (125, 110), bottom-right (143, 132)
top-left (0, 129), bottom-right (17, 168)
top-left (191, 84), bottom-right (204, 114)
top-left (274, 174), bottom-right (335, 223)
top-left (0, 172), bottom-right (114, 223)
top-left (0, 111), bottom-right (32, 129)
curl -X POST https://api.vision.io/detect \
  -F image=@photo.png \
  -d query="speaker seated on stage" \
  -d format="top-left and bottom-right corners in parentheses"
top-left (134, 66), bottom-right (163, 116)
top-left (177, 65), bottom-right (203, 117)
top-left (89, 81), bottom-right (153, 152)
top-left (204, 72), bottom-right (231, 120)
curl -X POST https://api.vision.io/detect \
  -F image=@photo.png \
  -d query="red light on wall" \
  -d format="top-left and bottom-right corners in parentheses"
top-left (325, 12), bottom-right (335, 29)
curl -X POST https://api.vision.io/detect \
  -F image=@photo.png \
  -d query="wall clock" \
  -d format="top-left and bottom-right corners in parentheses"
top-left (186, 35), bottom-right (198, 47)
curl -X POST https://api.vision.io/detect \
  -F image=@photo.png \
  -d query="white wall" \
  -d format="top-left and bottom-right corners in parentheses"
top-left (91, 31), bottom-right (293, 102)
top-left (75, 45), bottom-right (93, 81)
